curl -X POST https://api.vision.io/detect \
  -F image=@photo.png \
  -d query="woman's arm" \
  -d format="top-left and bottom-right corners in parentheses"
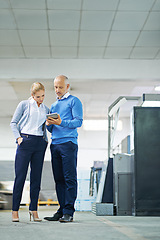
top-left (10, 101), bottom-right (25, 140)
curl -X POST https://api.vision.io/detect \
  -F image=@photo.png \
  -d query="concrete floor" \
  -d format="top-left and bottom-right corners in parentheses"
top-left (0, 206), bottom-right (160, 240)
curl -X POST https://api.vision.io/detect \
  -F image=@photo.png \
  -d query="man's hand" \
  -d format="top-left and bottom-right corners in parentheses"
top-left (46, 114), bottom-right (62, 126)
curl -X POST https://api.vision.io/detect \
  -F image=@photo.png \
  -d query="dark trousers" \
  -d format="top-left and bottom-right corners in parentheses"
top-left (12, 134), bottom-right (47, 211)
top-left (50, 141), bottom-right (78, 217)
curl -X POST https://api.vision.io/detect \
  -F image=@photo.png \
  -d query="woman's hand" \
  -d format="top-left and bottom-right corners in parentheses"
top-left (17, 137), bottom-right (23, 145)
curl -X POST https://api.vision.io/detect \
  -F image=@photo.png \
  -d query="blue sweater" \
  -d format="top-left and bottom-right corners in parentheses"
top-left (47, 95), bottom-right (83, 145)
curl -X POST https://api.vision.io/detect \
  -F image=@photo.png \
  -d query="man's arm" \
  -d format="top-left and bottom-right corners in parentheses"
top-left (46, 97), bottom-right (83, 129)
top-left (60, 97), bottom-right (83, 129)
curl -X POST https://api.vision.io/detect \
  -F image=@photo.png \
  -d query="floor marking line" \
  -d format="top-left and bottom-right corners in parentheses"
top-left (98, 217), bottom-right (147, 240)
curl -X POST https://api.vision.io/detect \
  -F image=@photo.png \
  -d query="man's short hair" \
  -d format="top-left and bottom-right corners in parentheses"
top-left (54, 75), bottom-right (69, 85)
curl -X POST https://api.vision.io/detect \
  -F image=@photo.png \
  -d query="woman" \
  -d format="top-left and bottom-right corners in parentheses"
top-left (10, 82), bottom-right (49, 222)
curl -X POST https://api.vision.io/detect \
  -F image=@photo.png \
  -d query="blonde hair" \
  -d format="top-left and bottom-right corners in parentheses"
top-left (30, 82), bottom-right (45, 95)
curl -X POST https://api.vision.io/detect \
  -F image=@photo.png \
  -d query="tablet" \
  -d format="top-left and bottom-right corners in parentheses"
top-left (46, 113), bottom-right (58, 119)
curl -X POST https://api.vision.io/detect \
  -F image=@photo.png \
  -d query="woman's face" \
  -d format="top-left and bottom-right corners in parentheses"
top-left (32, 90), bottom-right (45, 106)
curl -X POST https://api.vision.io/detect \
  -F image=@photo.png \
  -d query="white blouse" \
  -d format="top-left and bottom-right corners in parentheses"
top-left (21, 98), bottom-right (46, 136)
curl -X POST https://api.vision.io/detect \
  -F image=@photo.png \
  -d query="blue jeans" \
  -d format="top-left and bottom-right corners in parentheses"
top-left (12, 134), bottom-right (47, 211)
top-left (50, 141), bottom-right (78, 216)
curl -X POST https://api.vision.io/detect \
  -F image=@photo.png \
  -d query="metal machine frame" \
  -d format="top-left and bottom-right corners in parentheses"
top-left (108, 96), bottom-right (140, 159)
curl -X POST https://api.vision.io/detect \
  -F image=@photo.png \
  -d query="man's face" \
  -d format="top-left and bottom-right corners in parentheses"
top-left (54, 76), bottom-right (69, 99)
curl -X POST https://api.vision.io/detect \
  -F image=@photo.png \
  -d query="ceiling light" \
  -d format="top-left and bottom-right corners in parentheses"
top-left (154, 86), bottom-right (160, 92)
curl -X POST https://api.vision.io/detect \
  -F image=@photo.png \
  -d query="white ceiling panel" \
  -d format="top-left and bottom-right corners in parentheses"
top-left (136, 31), bottom-right (160, 46)
top-left (0, 0), bottom-right (160, 60)
top-left (108, 31), bottom-right (139, 46)
top-left (48, 10), bottom-right (80, 30)
top-left (113, 12), bottom-right (148, 30)
top-left (0, 81), bottom-right (18, 100)
top-left (51, 47), bottom-right (77, 58)
top-left (0, 30), bottom-right (21, 45)
top-left (85, 100), bottom-right (107, 110)
top-left (0, 46), bottom-right (24, 58)
top-left (50, 31), bottom-right (78, 46)
top-left (47, 0), bottom-right (82, 10)
top-left (10, 0), bottom-right (46, 9)
top-left (0, 0), bottom-right (10, 8)
top-left (152, 0), bottom-right (160, 10)
top-left (89, 93), bottom-right (112, 102)
top-left (118, 0), bottom-right (155, 11)
top-left (24, 47), bottom-right (51, 58)
top-left (85, 103), bottom-right (107, 116)
top-left (156, 49), bottom-right (160, 58)
top-left (9, 81), bottom-right (35, 101)
top-left (130, 47), bottom-right (159, 59)
top-left (1, 79), bottom-right (160, 119)
top-left (0, 9), bottom-right (16, 29)
top-left (131, 86), bottom-right (155, 96)
top-left (144, 12), bottom-right (160, 30)
top-left (83, 0), bottom-right (119, 10)
top-left (78, 47), bottom-right (104, 58)
top-left (19, 30), bottom-right (49, 46)
top-left (0, 100), bottom-right (19, 117)
top-left (70, 82), bottom-right (93, 94)
top-left (104, 47), bottom-right (131, 58)
top-left (79, 31), bottom-right (109, 46)
top-left (81, 11), bottom-right (115, 30)
top-left (14, 10), bottom-right (47, 29)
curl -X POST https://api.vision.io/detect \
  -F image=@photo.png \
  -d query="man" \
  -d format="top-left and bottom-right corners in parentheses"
top-left (44, 75), bottom-right (83, 222)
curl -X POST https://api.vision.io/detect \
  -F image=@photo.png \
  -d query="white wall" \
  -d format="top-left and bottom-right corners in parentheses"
top-left (0, 117), bottom-right (131, 169)
top-left (0, 117), bottom-right (16, 161)
top-left (78, 128), bottom-right (108, 169)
